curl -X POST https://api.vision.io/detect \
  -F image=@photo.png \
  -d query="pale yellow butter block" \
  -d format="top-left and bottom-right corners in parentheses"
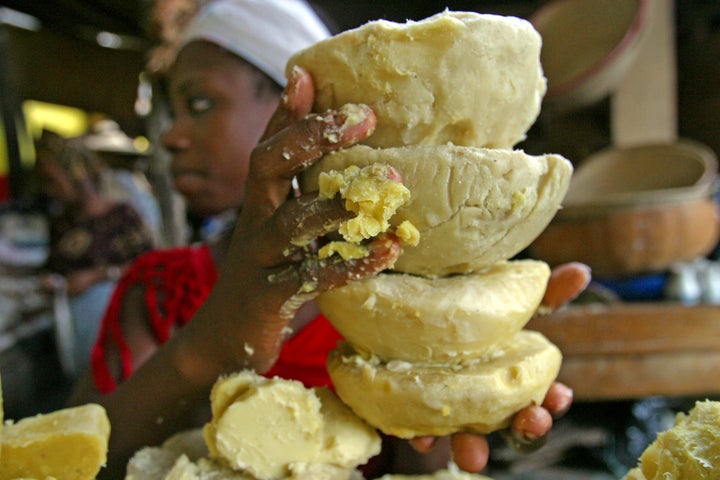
top-left (164, 454), bottom-right (201, 480)
top-left (125, 446), bottom-right (186, 480)
top-left (203, 371), bottom-right (380, 480)
top-left (287, 11), bottom-right (546, 150)
top-left (302, 145), bottom-right (572, 277)
top-left (328, 331), bottom-right (562, 438)
top-left (160, 455), bottom-right (357, 480)
top-left (317, 260), bottom-right (551, 362)
top-left (164, 455), bottom-right (253, 480)
top-left (625, 400), bottom-right (720, 480)
top-left (621, 468), bottom-right (646, 480)
top-left (376, 466), bottom-right (494, 479)
top-left (125, 429), bottom-right (208, 480)
top-left (0, 403), bottom-right (110, 480)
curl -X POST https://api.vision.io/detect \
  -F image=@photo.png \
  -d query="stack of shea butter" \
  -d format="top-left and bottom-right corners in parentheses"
top-left (291, 11), bottom-right (574, 438)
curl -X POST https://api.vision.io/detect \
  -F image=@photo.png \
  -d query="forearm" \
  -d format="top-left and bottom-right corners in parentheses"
top-left (97, 332), bottom-right (214, 479)
top-left (96, 278), bottom-right (280, 479)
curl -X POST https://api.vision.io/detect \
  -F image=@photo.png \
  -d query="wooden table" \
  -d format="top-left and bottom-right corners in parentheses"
top-left (527, 302), bottom-right (720, 401)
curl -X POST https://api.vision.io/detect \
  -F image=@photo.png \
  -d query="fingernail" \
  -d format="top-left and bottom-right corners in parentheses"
top-left (325, 104), bottom-right (375, 144)
top-left (500, 429), bottom-right (548, 454)
top-left (283, 66), bottom-right (304, 106)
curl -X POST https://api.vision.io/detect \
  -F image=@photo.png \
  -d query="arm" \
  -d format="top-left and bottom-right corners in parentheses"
top-left (60, 264), bottom-right (125, 297)
top-left (86, 68), bottom-right (590, 478)
top-left (90, 69), bottom-right (401, 479)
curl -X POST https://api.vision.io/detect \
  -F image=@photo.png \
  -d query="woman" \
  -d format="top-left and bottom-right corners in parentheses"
top-left (68, 1), bottom-right (586, 477)
top-left (35, 129), bottom-right (153, 378)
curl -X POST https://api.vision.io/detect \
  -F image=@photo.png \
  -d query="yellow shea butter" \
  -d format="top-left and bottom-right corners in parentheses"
top-left (395, 221), bottom-right (420, 247)
top-left (161, 455), bottom-right (356, 480)
top-left (624, 400), bottom-right (720, 480)
top-left (318, 164), bottom-right (413, 243)
top-left (204, 371), bottom-right (380, 480)
top-left (0, 404), bottom-right (110, 480)
top-left (303, 144), bottom-right (572, 276)
top-left (163, 455), bottom-right (253, 480)
top-left (318, 242), bottom-right (369, 261)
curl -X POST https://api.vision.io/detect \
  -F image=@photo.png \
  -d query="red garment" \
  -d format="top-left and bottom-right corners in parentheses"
top-left (91, 244), bottom-right (342, 393)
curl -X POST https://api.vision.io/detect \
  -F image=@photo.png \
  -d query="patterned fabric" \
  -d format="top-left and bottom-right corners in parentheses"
top-left (46, 203), bottom-right (153, 275)
top-left (91, 244), bottom-right (343, 393)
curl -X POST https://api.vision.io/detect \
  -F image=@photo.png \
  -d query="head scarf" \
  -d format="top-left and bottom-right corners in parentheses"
top-left (177, 0), bottom-right (331, 86)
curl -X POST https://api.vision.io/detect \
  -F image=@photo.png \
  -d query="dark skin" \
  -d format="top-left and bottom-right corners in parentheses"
top-left (68, 41), bottom-right (590, 478)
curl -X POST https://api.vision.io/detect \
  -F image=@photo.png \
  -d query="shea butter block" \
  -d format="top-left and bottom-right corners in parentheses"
top-left (0, 403), bottom-right (110, 480)
top-left (288, 11), bottom-right (546, 150)
top-left (203, 371), bottom-right (380, 480)
top-left (328, 331), bottom-right (562, 438)
top-left (317, 260), bottom-right (551, 362)
top-left (303, 145), bottom-right (572, 276)
top-left (623, 400), bottom-right (720, 480)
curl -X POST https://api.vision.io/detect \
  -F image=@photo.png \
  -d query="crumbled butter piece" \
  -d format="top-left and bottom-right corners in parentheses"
top-left (628, 400), bottom-right (720, 480)
top-left (317, 164), bottom-right (418, 259)
top-left (318, 242), bottom-right (369, 261)
top-left (319, 164), bottom-right (411, 243)
top-left (395, 221), bottom-right (420, 247)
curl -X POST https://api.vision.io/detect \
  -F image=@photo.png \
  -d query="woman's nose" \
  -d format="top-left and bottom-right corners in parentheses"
top-left (161, 120), bottom-right (191, 153)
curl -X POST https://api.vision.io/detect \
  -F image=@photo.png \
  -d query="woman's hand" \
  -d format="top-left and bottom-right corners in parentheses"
top-left (409, 262), bottom-right (590, 472)
top-left (182, 67), bottom-right (402, 378)
top-left (42, 266), bottom-right (113, 297)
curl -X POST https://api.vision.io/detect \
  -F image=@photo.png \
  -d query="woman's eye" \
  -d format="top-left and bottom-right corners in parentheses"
top-left (188, 96), bottom-right (213, 114)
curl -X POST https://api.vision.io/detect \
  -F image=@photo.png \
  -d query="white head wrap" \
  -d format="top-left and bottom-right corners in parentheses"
top-left (177, 0), bottom-right (331, 86)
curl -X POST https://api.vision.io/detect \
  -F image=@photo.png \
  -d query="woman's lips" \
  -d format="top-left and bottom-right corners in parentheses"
top-left (172, 170), bottom-right (206, 193)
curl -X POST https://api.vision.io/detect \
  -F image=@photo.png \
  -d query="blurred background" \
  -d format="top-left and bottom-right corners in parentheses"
top-left (0, 1), bottom-right (719, 478)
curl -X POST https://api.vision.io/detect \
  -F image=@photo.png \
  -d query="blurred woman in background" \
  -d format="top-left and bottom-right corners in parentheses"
top-left (34, 129), bottom-right (153, 378)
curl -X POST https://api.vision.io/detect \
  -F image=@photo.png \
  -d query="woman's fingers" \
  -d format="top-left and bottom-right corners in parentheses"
top-left (263, 234), bottom-right (401, 322)
top-left (541, 262), bottom-right (591, 311)
top-left (409, 380), bottom-right (574, 472)
top-left (265, 234), bottom-right (401, 294)
top-left (262, 66), bottom-right (316, 140)
top-left (499, 405), bottom-right (553, 454)
top-left (264, 192), bottom-right (352, 259)
top-left (542, 382), bottom-right (574, 418)
top-left (300, 234), bottom-right (402, 291)
top-left (450, 433), bottom-right (490, 473)
top-left (257, 103), bottom-right (377, 181)
top-left (246, 103), bottom-right (377, 209)
top-left (408, 436), bottom-right (438, 453)
top-left (260, 164), bottom-right (405, 263)
top-left (499, 381), bottom-right (573, 454)
top-left (409, 434), bottom-right (490, 474)
top-left (511, 405), bottom-right (553, 441)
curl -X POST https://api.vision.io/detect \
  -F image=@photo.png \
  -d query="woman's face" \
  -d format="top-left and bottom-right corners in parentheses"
top-left (162, 41), bottom-right (280, 217)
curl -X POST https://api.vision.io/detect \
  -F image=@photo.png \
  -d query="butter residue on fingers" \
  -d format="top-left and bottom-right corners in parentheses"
top-left (319, 103), bottom-right (375, 145)
top-left (317, 163), bottom-right (419, 261)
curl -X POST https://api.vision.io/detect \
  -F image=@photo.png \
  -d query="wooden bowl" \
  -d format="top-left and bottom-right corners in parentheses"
top-left (531, 0), bottom-right (649, 113)
top-left (529, 141), bottom-right (720, 278)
